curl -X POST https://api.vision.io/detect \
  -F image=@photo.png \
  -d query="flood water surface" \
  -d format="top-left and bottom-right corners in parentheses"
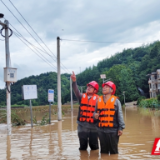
top-left (0, 106), bottom-right (160, 160)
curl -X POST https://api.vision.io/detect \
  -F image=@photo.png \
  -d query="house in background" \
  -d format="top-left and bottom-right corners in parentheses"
top-left (148, 69), bottom-right (160, 98)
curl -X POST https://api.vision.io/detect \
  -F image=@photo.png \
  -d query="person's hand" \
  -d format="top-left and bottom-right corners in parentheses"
top-left (94, 113), bottom-right (99, 119)
top-left (118, 130), bottom-right (123, 136)
top-left (70, 71), bottom-right (76, 82)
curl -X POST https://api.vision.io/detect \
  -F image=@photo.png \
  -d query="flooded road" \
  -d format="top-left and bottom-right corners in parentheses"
top-left (0, 105), bottom-right (160, 160)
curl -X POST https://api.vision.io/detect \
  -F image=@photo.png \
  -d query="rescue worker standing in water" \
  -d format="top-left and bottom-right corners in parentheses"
top-left (71, 71), bottom-right (99, 150)
top-left (94, 81), bottom-right (125, 154)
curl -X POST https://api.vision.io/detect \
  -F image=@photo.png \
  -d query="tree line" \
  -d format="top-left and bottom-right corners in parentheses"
top-left (0, 41), bottom-right (160, 106)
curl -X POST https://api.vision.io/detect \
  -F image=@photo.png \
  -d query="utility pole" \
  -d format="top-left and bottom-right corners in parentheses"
top-left (123, 91), bottom-right (125, 106)
top-left (57, 37), bottom-right (62, 121)
top-left (70, 77), bottom-right (73, 111)
top-left (0, 17), bottom-right (11, 135)
top-left (5, 20), bottom-right (11, 135)
top-left (79, 86), bottom-right (84, 93)
top-left (0, 14), bottom-right (17, 135)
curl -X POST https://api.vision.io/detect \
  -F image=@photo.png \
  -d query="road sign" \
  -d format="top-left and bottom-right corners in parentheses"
top-left (48, 89), bottom-right (54, 102)
top-left (100, 74), bottom-right (106, 79)
top-left (22, 85), bottom-right (37, 100)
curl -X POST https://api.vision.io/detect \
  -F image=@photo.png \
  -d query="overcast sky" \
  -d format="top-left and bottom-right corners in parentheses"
top-left (1, 0), bottom-right (160, 89)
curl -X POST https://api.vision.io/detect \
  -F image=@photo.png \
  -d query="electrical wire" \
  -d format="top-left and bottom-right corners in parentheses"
top-left (1, 0), bottom-right (57, 61)
top-left (7, 22), bottom-right (57, 69)
top-left (13, 31), bottom-right (57, 70)
top-left (61, 38), bottom-right (146, 44)
top-left (3, 0), bottom-right (71, 73)
top-left (8, 0), bottom-right (57, 59)
top-left (8, 22), bottom-right (70, 73)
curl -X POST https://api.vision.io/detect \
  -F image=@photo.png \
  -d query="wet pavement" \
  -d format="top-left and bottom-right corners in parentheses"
top-left (0, 105), bottom-right (160, 160)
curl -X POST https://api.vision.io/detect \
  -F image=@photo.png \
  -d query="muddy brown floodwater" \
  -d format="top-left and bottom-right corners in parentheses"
top-left (0, 105), bottom-right (160, 160)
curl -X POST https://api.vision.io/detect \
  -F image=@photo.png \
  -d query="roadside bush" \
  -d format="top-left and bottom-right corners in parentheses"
top-left (139, 98), bottom-right (158, 108)
top-left (137, 96), bottom-right (146, 105)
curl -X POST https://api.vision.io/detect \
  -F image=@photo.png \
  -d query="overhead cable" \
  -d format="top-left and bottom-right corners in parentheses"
top-left (13, 31), bottom-right (57, 70)
top-left (5, 0), bottom-right (71, 73)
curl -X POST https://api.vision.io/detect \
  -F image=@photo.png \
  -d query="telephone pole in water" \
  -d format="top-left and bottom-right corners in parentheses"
top-left (57, 37), bottom-right (62, 120)
top-left (0, 14), bottom-right (17, 135)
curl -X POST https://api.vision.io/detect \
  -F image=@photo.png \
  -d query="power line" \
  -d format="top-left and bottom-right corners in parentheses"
top-left (10, 23), bottom-right (70, 73)
top-left (10, 22), bottom-right (70, 73)
top-left (8, 22), bottom-right (57, 68)
top-left (61, 38), bottom-right (147, 44)
top-left (1, 0), bottom-right (57, 61)
top-left (3, 0), bottom-right (71, 73)
top-left (13, 31), bottom-right (57, 70)
top-left (8, 0), bottom-right (57, 59)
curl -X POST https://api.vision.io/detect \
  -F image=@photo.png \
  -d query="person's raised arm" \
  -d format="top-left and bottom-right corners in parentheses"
top-left (71, 71), bottom-right (82, 103)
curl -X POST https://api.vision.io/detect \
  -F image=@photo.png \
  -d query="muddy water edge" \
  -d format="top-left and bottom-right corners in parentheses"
top-left (0, 106), bottom-right (160, 160)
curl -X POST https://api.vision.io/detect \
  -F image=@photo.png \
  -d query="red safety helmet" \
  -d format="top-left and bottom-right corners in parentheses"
top-left (87, 81), bottom-right (99, 93)
top-left (102, 81), bottom-right (116, 95)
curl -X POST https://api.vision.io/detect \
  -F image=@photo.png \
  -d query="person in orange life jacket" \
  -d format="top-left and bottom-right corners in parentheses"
top-left (70, 71), bottom-right (99, 150)
top-left (94, 81), bottom-right (125, 154)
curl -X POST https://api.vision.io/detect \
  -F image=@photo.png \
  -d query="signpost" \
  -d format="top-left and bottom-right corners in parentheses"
top-left (48, 89), bottom-right (54, 124)
top-left (100, 74), bottom-right (106, 83)
top-left (22, 85), bottom-right (38, 127)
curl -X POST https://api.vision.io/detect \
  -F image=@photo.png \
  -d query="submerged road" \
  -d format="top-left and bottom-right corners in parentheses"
top-left (0, 103), bottom-right (160, 159)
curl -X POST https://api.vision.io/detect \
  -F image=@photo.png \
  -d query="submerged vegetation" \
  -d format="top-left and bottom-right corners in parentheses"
top-left (0, 110), bottom-right (25, 126)
top-left (0, 105), bottom-right (79, 126)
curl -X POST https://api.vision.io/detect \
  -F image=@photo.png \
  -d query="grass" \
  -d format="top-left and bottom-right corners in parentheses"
top-left (0, 104), bottom-right (79, 126)
top-left (0, 110), bottom-right (26, 126)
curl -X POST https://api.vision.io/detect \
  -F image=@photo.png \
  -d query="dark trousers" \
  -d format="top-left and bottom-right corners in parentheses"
top-left (78, 125), bottom-right (99, 150)
top-left (98, 131), bottom-right (119, 154)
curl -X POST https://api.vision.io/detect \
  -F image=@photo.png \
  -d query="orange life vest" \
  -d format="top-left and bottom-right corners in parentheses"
top-left (79, 93), bottom-right (98, 123)
top-left (97, 95), bottom-right (117, 127)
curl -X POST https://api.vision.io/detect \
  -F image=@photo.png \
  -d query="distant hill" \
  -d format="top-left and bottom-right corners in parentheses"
top-left (0, 72), bottom-right (71, 106)
top-left (1, 41), bottom-right (160, 106)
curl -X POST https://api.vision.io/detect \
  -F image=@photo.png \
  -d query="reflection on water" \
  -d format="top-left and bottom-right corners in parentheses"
top-left (0, 106), bottom-right (160, 159)
top-left (7, 136), bottom-right (11, 160)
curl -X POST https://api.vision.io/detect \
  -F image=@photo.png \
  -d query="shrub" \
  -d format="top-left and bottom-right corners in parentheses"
top-left (139, 98), bottom-right (158, 108)
top-left (137, 96), bottom-right (146, 105)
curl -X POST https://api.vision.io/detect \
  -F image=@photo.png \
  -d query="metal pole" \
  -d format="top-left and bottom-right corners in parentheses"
top-left (124, 93), bottom-right (125, 106)
top-left (49, 102), bottom-right (51, 124)
top-left (29, 99), bottom-right (33, 127)
top-left (5, 20), bottom-right (11, 135)
top-left (57, 37), bottom-right (62, 120)
top-left (70, 77), bottom-right (73, 111)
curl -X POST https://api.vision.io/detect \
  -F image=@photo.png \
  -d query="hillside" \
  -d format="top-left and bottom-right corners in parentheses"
top-left (0, 41), bottom-right (160, 106)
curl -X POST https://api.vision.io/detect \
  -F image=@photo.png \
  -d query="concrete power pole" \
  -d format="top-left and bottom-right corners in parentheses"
top-left (1, 14), bottom-right (17, 135)
top-left (5, 20), bottom-right (11, 135)
top-left (57, 37), bottom-right (62, 121)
